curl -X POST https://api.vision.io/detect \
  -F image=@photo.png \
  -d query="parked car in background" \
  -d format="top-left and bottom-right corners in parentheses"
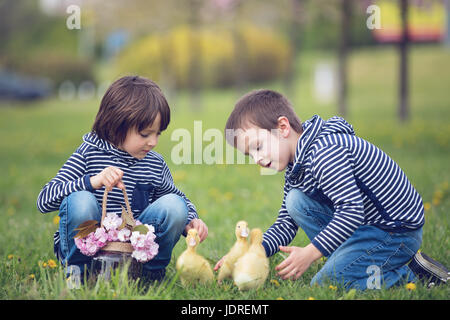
top-left (0, 70), bottom-right (53, 101)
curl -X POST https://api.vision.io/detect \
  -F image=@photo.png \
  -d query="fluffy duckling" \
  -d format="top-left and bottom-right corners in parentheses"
top-left (217, 221), bottom-right (250, 283)
top-left (233, 228), bottom-right (269, 290)
top-left (176, 228), bottom-right (214, 286)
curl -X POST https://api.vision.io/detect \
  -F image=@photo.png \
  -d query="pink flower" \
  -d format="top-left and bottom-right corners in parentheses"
top-left (130, 231), bottom-right (146, 249)
top-left (118, 228), bottom-right (131, 242)
top-left (131, 249), bottom-right (148, 263)
top-left (75, 237), bottom-right (86, 252)
top-left (129, 226), bottom-right (158, 263)
top-left (102, 213), bottom-right (122, 231)
top-left (107, 228), bottom-right (119, 241)
top-left (74, 232), bottom-right (101, 256)
top-left (94, 227), bottom-right (108, 246)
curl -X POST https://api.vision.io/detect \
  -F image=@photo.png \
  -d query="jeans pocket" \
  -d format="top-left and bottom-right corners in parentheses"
top-left (381, 230), bottom-right (421, 271)
top-left (382, 243), bottom-right (416, 272)
top-left (131, 183), bottom-right (154, 212)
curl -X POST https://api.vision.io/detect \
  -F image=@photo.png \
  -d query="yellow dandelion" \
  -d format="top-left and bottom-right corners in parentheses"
top-left (423, 202), bottom-right (431, 211)
top-left (329, 285), bottom-right (337, 291)
top-left (276, 297), bottom-right (284, 300)
top-left (432, 190), bottom-right (443, 206)
top-left (7, 207), bottom-right (15, 216)
top-left (270, 279), bottom-right (280, 287)
top-left (53, 215), bottom-right (60, 225)
top-left (8, 254), bottom-right (14, 260)
top-left (433, 190), bottom-right (443, 199)
top-left (28, 274), bottom-right (35, 280)
top-left (405, 283), bottom-right (416, 291)
top-left (223, 192), bottom-right (233, 201)
top-left (172, 170), bottom-right (187, 182)
top-left (432, 197), bottom-right (441, 206)
top-left (42, 262), bottom-right (48, 268)
top-left (47, 259), bottom-right (57, 269)
top-left (308, 296), bottom-right (315, 300)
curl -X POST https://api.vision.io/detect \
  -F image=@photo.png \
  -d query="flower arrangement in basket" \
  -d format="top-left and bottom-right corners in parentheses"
top-left (74, 187), bottom-right (158, 263)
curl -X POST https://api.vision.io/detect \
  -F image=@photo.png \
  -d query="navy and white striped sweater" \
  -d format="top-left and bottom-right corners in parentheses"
top-left (262, 115), bottom-right (424, 257)
top-left (37, 132), bottom-right (198, 254)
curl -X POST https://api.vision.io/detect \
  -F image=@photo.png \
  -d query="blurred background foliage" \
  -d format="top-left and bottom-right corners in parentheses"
top-left (0, 0), bottom-right (378, 89)
top-left (116, 24), bottom-right (292, 89)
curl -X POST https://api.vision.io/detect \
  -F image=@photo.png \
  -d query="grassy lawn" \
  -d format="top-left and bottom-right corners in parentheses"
top-left (0, 45), bottom-right (448, 300)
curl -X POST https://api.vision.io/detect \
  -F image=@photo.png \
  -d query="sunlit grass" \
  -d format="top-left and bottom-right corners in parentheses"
top-left (0, 45), bottom-right (448, 299)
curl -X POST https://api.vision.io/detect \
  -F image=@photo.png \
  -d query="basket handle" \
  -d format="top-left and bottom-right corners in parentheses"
top-left (101, 185), bottom-right (133, 227)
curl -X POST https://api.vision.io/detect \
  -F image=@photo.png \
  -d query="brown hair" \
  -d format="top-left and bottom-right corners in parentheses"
top-left (92, 75), bottom-right (170, 147)
top-left (225, 89), bottom-right (302, 145)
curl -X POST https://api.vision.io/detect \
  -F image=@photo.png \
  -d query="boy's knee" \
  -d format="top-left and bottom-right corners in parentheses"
top-left (285, 189), bottom-right (309, 218)
top-left (158, 194), bottom-right (188, 225)
top-left (63, 191), bottom-right (100, 224)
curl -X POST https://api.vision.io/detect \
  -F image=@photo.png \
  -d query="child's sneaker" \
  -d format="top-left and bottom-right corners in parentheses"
top-left (408, 251), bottom-right (449, 287)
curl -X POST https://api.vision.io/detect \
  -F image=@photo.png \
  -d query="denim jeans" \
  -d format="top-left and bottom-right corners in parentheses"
top-left (58, 191), bottom-right (188, 275)
top-left (285, 189), bottom-right (422, 290)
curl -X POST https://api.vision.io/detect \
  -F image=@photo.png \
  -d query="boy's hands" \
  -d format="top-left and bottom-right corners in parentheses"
top-left (275, 243), bottom-right (322, 280)
top-left (90, 166), bottom-right (125, 190)
top-left (185, 218), bottom-right (208, 242)
top-left (214, 256), bottom-right (225, 272)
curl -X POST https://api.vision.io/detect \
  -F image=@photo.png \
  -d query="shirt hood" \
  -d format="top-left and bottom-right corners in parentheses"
top-left (289, 115), bottom-right (355, 180)
top-left (83, 132), bottom-right (139, 166)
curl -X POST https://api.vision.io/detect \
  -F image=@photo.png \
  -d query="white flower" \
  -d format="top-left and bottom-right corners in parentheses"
top-left (118, 228), bottom-right (131, 242)
top-left (131, 249), bottom-right (148, 263)
top-left (102, 212), bottom-right (122, 231)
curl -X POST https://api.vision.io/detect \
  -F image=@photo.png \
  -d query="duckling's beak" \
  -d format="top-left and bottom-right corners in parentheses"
top-left (188, 237), bottom-right (197, 247)
top-left (240, 228), bottom-right (249, 238)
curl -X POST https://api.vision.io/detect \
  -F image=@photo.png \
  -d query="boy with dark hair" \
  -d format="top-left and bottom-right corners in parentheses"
top-left (215, 89), bottom-right (448, 289)
top-left (37, 76), bottom-right (208, 282)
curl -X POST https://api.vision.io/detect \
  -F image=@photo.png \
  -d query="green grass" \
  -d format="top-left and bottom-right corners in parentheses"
top-left (0, 44), bottom-right (449, 300)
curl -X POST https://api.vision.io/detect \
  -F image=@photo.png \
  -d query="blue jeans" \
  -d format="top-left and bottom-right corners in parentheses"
top-left (58, 191), bottom-right (188, 274)
top-left (285, 189), bottom-right (422, 290)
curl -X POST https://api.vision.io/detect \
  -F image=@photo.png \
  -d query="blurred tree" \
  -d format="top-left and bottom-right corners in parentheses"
top-left (284, 0), bottom-right (304, 97)
top-left (232, 0), bottom-right (249, 96)
top-left (446, 0), bottom-right (450, 47)
top-left (0, 0), bottom-right (77, 66)
top-left (0, 0), bottom-right (92, 86)
top-left (338, 0), bottom-right (351, 117)
top-left (399, 0), bottom-right (409, 122)
top-left (188, 0), bottom-right (204, 110)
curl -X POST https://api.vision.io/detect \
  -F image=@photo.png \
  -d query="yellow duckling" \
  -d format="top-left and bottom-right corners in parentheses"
top-left (233, 228), bottom-right (269, 290)
top-left (217, 220), bottom-right (249, 283)
top-left (176, 228), bottom-right (214, 286)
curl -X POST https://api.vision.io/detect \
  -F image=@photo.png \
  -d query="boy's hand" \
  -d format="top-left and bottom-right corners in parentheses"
top-left (90, 166), bottom-right (125, 190)
top-left (185, 218), bottom-right (208, 242)
top-left (214, 256), bottom-right (225, 272)
top-left (275, 243), bottom-right (322, 280)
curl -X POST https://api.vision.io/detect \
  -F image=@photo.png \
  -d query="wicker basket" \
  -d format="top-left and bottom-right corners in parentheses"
top-left (91, 187), bottom-right (142, 280)
top-left (99, 187), bottom-right (134, 253)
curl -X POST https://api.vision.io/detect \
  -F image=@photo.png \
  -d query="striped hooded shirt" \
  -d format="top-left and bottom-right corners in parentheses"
top-left (37, 132), bottom-right (198, 256)
top-left (262, 115), bottom-right (424, 257)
